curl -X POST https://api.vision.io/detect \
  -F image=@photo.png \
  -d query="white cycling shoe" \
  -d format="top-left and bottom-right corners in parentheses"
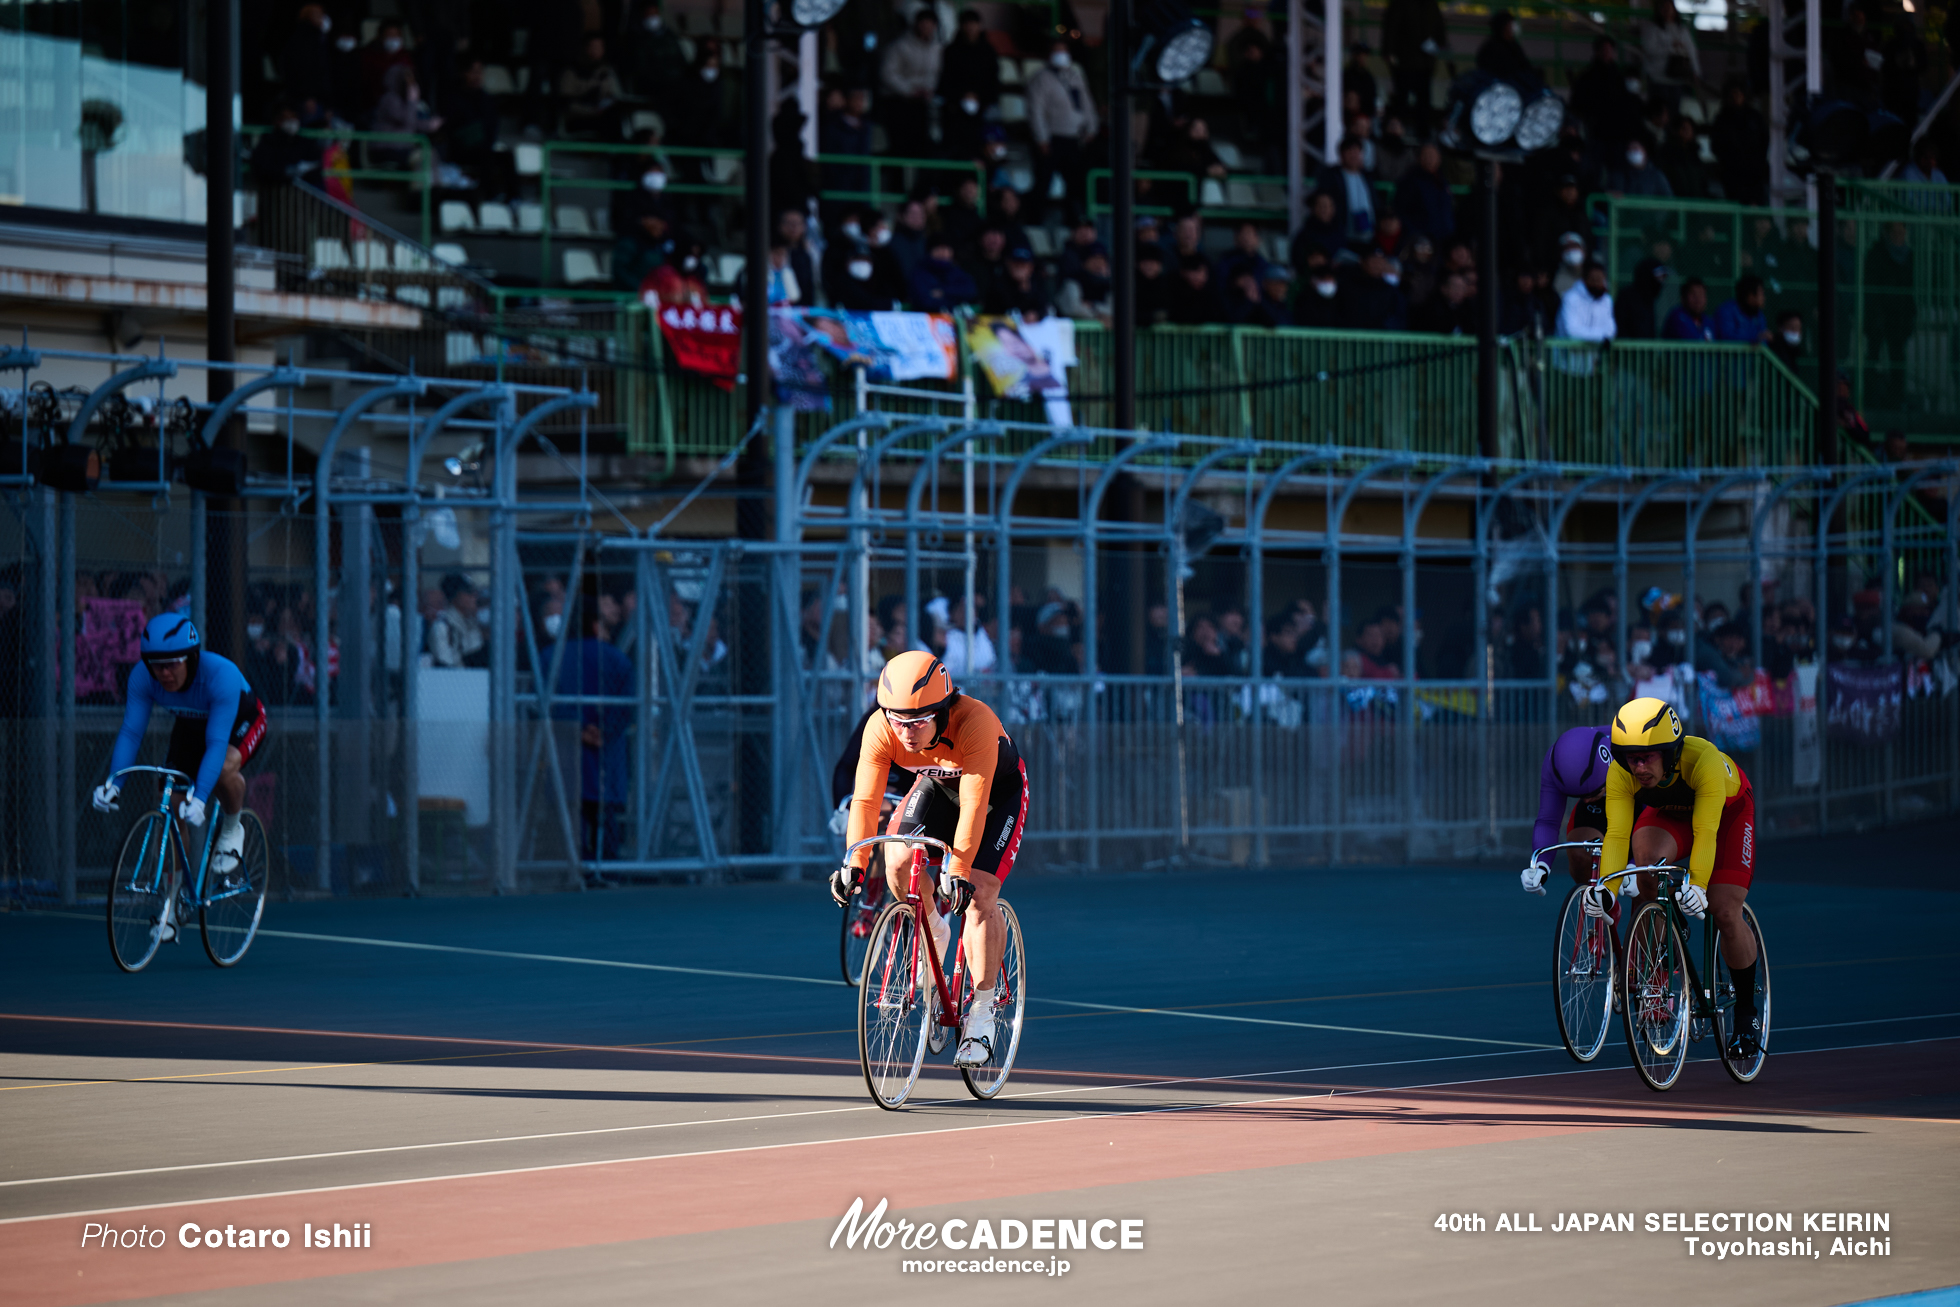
top-left (954, 997), bottom-right (996, 1068)
top-left (150, 896), bottom-right (179, 945)
top-left (211, 818), bottom-right (246, 877)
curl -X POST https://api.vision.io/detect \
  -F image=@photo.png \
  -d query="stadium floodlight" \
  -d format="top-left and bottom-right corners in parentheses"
top-left (1132, 0), bottom-right (1214, 86)
top-left (787, 0), bottom-right (848, 28)
top-left (1470, 81), bottom-right (1523, 147)
top-left (1515, 91), bottom-right (1565, 152)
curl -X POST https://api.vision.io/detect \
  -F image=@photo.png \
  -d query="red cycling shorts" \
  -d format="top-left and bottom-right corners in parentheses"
top-left (1631, 777), bottom-right (1755, 890)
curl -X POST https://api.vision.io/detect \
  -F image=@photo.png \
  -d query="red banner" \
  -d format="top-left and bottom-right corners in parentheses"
top-left (655, 303), bottom-right (742, 391)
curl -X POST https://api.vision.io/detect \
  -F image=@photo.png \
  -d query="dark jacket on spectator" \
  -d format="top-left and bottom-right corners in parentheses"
top-left (1136, 259), bottom-right (1177, 324)
top-left (1476, 29), bottom-right (1537, 88)
top-left (909, 257), bottom-right (979, 311)
top-left (1394, 168), bottom-right (1456, 245)
top-left (1660, 304), bottom-right (1713, 341)
top-left (249, 127), bottom-right (323, 186)
top-left (1614, 258), bottom-right (1667, 339)
top-left (1570, 57), bottom-right (1644, 154)
top-left (279, 21), bottom-right (335, 113)
top-left (1338, 268), bottom-right (1408, 330)
top-left (938, 30), bottom-right (1002, 107)
top-left (1711, 99), bottom-right (1770, 205)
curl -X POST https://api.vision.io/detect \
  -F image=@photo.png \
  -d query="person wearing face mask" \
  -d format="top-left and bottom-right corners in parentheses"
top-left (279, 5), bottom-right (336, 119)
top-left (1530, 176), bottom-right (1591, 275)
top-left (1025, 38), bottom-right (1098, 222)
top-left (250, 104), bottom-right (324, 185)
top-left (1293, 252), bottom-right (1344, 328)
top-left (360, 21), bottom-right (417, 119)
top-left (644, 239), bottom-right (711, 309)
top-left (627, 0), bottom-right (690, 106)
top-left (939, 9), bottom-right (1002, 150)
top-left (1337, 248), bottom-right (1407, 330)
top-left (1557, 260), bottom-right (1617, 342)
top-left (430, 574), bottom-right (488, 669)
top-left (1054, 245), bottom-right (1114, 324)
top-left (823, 209), bottom-right (898, 310)
top-left (1549, 231), bottom-right (1590, 296)
top-left (610, 131), bottom-right (676, 289)
top-left (909, 236), bottom-right (981, 311)
top-left (559, 35), bottom-right (625, 138)
top-left (1134, 245), bottom-right (1176, 325)
top-left (1603, 134), bottom-right (1673, 198)
top-left (1768, 308), bottom-right (1805, 371)
top-left (881, 9), bottom-right (942, 160)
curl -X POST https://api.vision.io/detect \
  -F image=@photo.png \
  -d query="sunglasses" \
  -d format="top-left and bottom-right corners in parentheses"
top-left (884, 709), bottom-right (936, 729)
top-left (145, 656), bottom-right (189, 668)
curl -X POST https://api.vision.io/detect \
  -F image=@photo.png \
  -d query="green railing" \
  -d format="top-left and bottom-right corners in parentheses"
top-left (1595, 191), bottom-right (1960, 435)
top-left (537, 140), bottom-right (747, 289)
top-left (1520, 338), bottom-right (1818, 468)
top-left (240, 126), bottom-right (439, 247)
top-left (813, 153), bottom-right (987, 212)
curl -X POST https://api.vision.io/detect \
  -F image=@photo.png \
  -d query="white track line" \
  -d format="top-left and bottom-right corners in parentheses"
top-left (1035, 997), bottom-right (1560, 1049)
top-left (2, 1033), bottom-right (1948, 1227)
top-left (0, 1048), bottom-right (1566, 1191)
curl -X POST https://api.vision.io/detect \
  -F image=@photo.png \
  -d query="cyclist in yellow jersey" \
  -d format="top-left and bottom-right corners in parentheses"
top-left (1599, 697), bottom-right (1762, 1056)
top-left (828, 651), bottom-right (1028, 1069)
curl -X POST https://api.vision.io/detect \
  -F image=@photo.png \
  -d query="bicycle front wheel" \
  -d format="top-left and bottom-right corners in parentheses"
top-left (201, 811), bottom-right (269, 968)
top-left (1716, 903), bottom-right (1770, 1084)
top-left (1552, 885), bottom-right (1615, 1063)
top-left (838, 875), bottom-right (885, 985)
top-left (961, 900), bottom-right (1027, 1101)
top-left (1622, 901), bottom-right (1690, 1091)
top-left (106, 813), bottom-right (180, 974)
top-left (857, 901), bottom-right (931, 1110)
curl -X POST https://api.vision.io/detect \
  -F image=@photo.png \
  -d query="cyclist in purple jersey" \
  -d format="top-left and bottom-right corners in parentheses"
top-left (1520, 725), bottom-right (1615, 898)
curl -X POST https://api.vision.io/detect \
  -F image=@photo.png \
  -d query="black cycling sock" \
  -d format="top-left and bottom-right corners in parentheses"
top-left (1729, 962), bottom-right (1758, 1017)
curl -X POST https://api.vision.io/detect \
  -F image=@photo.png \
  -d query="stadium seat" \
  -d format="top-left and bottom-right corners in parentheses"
top-left (393, 245), bottom-right (432, 272)
top-left (1026, 227), bottom-right (1055, 256)
top-left (1194, 68), bottom-right (1229, 97)
top-left (1226, 181), bottom-right (1260, 208)
top-left (589, 206), bottom-right (612, 234)
top-left (439, 200), bottom-right (476, 232)
top-left (629, 110), bottom-right (666, 137)
top-left (1212, 140), bottom-right (1246, 170)
top-left (713, 253), bottom-right (745, 286)
top-left (514, 142), bottom-right (543, 175)
top-left (481, 64), bottom-right (516, 96)
top-left (564, 249), bottom-right (606, 284)
top-left (516, 202), bottom-right (545, 233)
top-left (437, 287), bottom-right (472, 311)
top-left (1200, 178), bottom-right (1228, 207)
top-left (703, 154), bottom-right (741, 184)
top-left (998, 56), bottom-right (1022, 86)
top-left (396, 284), bottom-right (432, 307)
top-left (354, 239), bottom-right (391, 270)
top-left (1021, 58), bottom-right (1046, 82)
top-left (433, 242), bottom-right (469, 266)
top-left (444, 332), bottom-right (480, 366)
top-left (478, 202), bottom-right (516, 232)
top-left (555, 205), bottom-right (592, 235)
top-left (999, 93), bottom-right (1028, 124)
top-left (312, 238), bottom-right (352, 271)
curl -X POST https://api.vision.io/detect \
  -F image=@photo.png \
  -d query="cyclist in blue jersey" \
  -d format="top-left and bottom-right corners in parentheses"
top-left (94, 614), bottom-right (268, 941)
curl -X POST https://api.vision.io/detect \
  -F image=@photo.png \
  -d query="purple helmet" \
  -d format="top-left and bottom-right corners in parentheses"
top-left (1547, 726), bottom-right (1612, 797)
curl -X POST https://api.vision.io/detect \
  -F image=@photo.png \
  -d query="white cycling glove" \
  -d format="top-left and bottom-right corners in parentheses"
top-left (1520, 860), bottom-right (1549, 895)
top-left (1582, 884), bottom-right (1614, 918)
top-left (827, 795), bottom-right (851, 836)
top-left (177, 795), bottom-right (208, 828)
top-left (92, 781), bottom-right (121, 813)
top-left (1676, 882), bottom-right (1708, 919)
top-left (829, 863), bottom-right (859, 907)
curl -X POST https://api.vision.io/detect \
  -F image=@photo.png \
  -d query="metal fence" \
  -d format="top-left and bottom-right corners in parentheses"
top-left (4, 383), bottom-right (1957, 904)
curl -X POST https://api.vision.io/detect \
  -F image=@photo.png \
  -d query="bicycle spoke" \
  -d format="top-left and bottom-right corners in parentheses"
top-left (858, 903), bottom-right (929, 1109)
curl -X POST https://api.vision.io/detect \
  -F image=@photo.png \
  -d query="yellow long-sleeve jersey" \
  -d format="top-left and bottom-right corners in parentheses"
top-left (1600, 735), bottom-right (1742, 889)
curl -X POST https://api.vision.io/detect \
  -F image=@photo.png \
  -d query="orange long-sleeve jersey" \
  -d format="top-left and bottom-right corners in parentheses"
top-left (845, 697), bottom-right (1010, 879)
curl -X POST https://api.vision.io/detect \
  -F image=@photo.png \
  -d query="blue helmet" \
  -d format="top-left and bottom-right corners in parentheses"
top-left (1547, 725), bottom-right (1612, 797)
top-left (140, 612), bottom-right (201, 680)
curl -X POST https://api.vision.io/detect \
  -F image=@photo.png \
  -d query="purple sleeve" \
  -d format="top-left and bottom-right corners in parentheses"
top-left (1531, 748), bottom-right (1568, 856)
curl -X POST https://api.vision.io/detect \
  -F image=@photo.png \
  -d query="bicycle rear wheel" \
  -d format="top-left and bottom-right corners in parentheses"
top-left (201, 811), bottom-right (269, 968)
top-left (106, 813), bottom-right (179, 974)
top-left (1716, 904), bottom-right (1770, 1084)
top-left (857, 901), bottom-right (931, 1110)
top-left (1552, 885), bottom-right (1615, 1063)
top-left (961, 901), bottom-right (1026, 1100)
top-left (1622, 901), bottom-right (1690, 1091)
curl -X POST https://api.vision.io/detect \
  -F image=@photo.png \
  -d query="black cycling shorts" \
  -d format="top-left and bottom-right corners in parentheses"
top-left (1568, 796), bottom-right (1608, 833)
top-left (165, 691), bottom-right (268, 781)
top-left (895, 737), bottom-right (1028, 881)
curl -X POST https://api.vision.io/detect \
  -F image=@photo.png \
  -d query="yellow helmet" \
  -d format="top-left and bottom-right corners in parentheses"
top-left (1610, 696), bottom-right (1685, 782)
top-left (877, 650), bottom-right (956, 716)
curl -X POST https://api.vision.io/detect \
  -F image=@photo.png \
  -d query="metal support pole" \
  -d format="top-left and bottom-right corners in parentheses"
top-left (1476, 158), bottom-right (1501, 461)
top-left (744, 0), bottom-right (771, 435)
top-left (34, 488), bottom-right (60, 894)
top-left (1286, 0), bottom-right (1305, 231)
top-left (1323, 0), bottom-right (1342, 165)
top-left (1110, 0), bottom-right (1135, 430)
top-left (57, 495), bottom-right (76, 904)
top-left (190, 491), bottom-right (207, 630)
top-left (402, 502), bottom-right (421, 894)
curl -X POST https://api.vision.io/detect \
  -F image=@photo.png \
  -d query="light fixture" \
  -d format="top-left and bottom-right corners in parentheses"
top-left (1132, 0), bottom-right (1214, 86)
top-left (1515, 91), bottom-right (1565, 151)
top-left (444, 440), bottom-right (485, 479)
top-left (1470, 82), bottom-right (1523, 146)
top-left (787, 0), bottom-right (847, 28)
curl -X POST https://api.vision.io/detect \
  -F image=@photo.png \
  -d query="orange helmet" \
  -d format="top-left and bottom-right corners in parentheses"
top-left (878, 650), bottom-right (956, 716)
